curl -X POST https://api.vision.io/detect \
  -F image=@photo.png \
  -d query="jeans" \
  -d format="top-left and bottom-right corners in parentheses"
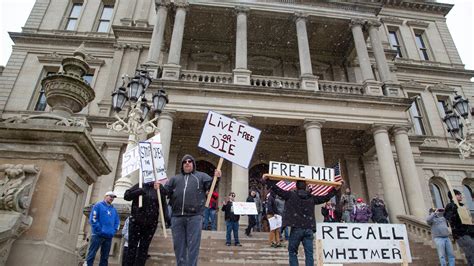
top-left (457, 235), bottom-right (474, 266)
top-left (281, 226), bottom-right (289, 240)
top-left (342, 210), bottom-right (352, 222)
top-left (433, 237), bottom-right (455, 266)
top-left (288, 227), bottom-right (314, 266)
top-left (256, 212), bottom-right (262, 231)
top-left (171, 215), bottom-right (203, 266)
top-left (86, 235), bottom-right (112, 266)
top-left (225, 220), bottom-right (240, 244)
top-left (202, 208), bottom-right (217, 230)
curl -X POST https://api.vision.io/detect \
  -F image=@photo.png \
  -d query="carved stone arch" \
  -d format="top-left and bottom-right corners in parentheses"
top-left (428, 176), bottom-right (448, 209)
top-left (461, 176), bottom-right (474, 215)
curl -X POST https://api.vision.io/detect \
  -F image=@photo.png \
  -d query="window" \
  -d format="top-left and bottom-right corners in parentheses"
top-left (97, 5), bottom-right (114, 32)
top-left (414, 32), bottom-right (429, 60)
top-left (463, 185), bottom-right (474, 216)
top-left (430, 183), bottom-right (444, 209)
top-left (388, 30), bottom-right (403, 58)
top-left (34, 71), bottom-right (56, 111)
top-left (408, 94), bottom-right (427, 135)
top-left (436, 96), bottom-right (451, 118)
top-left (65, 3), bottom-right (83, 31)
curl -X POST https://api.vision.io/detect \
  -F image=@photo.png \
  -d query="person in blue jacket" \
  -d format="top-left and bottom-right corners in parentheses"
top-left (86, 191), bottom-right (120, 266)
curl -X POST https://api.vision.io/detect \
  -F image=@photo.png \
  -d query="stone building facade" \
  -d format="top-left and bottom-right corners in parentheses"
top-left (1, 0), bottom-right (473, 263)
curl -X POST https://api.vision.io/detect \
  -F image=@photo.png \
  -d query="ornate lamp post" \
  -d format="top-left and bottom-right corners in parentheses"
top-left (108, 69), bottom-right (168, 200)
top-left (442, 93), bottom-right (474, 159)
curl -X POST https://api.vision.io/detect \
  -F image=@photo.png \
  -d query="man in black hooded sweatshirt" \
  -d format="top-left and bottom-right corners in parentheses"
top-left (262, 176), bottom-right (341, 266)
top-left (159, 154), bottom-right (221, 266)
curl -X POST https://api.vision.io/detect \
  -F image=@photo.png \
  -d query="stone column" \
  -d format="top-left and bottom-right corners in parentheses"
top-left (233, 6), bottom-right (251, 85)
top-left (393, 126), bottom-right (426, 218)
top-left (304, 120), bottom-right (325, 222)
top-left (162, 3), bottom-right (188, 80)
top-left (350, 19), bottom-right (383, 96)
top-left (304, 120), bottom-right (325, 167)
top-left (295, 12), bottom-right (318, 90)
top-left (146, 1), bottom-right (170, 65)
top-left (157, 111), bottom-right (175, 169)
top-left (372, 125), bottom-right (406, 222)
top-left (231, 116), bottom-right (250, 203)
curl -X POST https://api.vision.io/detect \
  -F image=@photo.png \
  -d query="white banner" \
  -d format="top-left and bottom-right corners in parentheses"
top-left (198, 111), bottom-right (261, 168)
top-left (138, 142), bottom-right (155, 183)
top-left (268, 214), bottom-right (282, 231)
top-left (316, 223), bottom-right (412, 263)
top-left (269, 161), bottom-right (335, 182)
top-left (232, 202), bottom-right (258, 215)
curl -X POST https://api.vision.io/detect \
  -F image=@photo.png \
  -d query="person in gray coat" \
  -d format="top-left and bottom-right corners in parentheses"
top-left (159, 154), bottom-right (221, 266)
top-left (427, 208), bottom-right (455, 266)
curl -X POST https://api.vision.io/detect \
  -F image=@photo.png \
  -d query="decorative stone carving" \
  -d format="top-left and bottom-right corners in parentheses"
top-left (0, 164), bottom-right (40, 266)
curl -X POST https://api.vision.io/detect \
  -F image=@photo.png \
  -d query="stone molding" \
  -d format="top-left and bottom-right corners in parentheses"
top-left (406, 20), bottom-right (429, 28)
top-left (366, 19), bottom-right (382, 29)
top-left (350, 18), bottom-right (366, 28)
top-left (400, 79), bottom-right (426, 92)
top-left (428, 82), bottom-right (456, 94)
top-left (303, 119), bottom-right (325, 130)
top-left (370, 124), bottom-right (392, 135)
top-left (234, 6), bottom-right (250, 15)
top-left (381, 17), bottom-right (403, 25)
top-left (293, 12), bottom-right (308, 22)
top-left (173, 2), bottom-right (189, 11)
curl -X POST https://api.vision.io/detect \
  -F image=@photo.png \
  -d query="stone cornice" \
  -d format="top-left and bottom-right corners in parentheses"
top-left (382, 0), bottom-right (453, 16)
top-left (394, 61), bottom-right (474, 78)
top-left (380, 16), bottom-right (403, 25)
top-left (406, 20), bottom-right (429, 28)
top-left (9, 32), bottom-right (115, 48)
top-left (427, 82), bottom-right (456, 94)
top-left (400, 79), bottom-right (426, 92)
top-left (38, 52), bottom-right (105, 66)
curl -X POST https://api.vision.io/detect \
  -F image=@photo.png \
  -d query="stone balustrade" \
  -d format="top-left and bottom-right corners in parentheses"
top-left (318, 80), bottom-right (364, 95)
top-left (179, 70), bottom-right (233, 84)
top-left (250, 75), bottom-right (300, 89)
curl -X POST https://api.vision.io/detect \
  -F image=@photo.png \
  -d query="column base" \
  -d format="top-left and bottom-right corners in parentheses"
top-left (161, 64), bottom-right (181, 80)
top-left (120, 18), bottom-right (134, 26)
top-left (233, 69), bottom-right (251, 85)
top-left (135, 19), bottom-right (149, 28)
top-left (141, 62), bottom-right (161, 79)
top-left (383, 82), bottom-right (402, 97)
top-left (363, 80), bottom-right (384, 96)
top-left (300, 75), bottom-right (319, 90)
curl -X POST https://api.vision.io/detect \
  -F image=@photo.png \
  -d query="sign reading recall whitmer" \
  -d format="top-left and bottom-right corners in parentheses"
top-left (198, 111), bottom-right (261, 168)
top-left (138, 142), bottom-right (155, 183)
top-left (269, 161), bottom-right (335, 182)
top-left (233, 202), bottom-right (258, 215)
top-left (316, 223), bottom-right (412, 263)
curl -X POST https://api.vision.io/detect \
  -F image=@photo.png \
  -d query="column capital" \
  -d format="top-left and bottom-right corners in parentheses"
top-left (371, 124), bottom-right (392, 135)
top-left (304, 119), bottom-right (325, 130)
top-left (173, 2), bottom-right (189, 10)
top-left (350, 18), bottom-right (366, 28)
top-left (366, 19), bottom-right (382, 29)
top-left (157, 110), bottom-right (176, 121)
top-left (234, 6), bottom-right (250, 15)
top-left (155, 0), bottom-right (171, 9)
top-left (392, 125), bottom-right (411, 136)
top-left (294, 12), bottom-right (309, 22)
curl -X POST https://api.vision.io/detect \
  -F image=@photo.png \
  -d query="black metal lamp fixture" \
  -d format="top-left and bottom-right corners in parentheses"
top-left (140, 97), bottom-right (151, 121)
top-left (453, 94), bottom-right (470, 119)
top-left (443, 109), bottom-right (463, 141)
top-left (128, 77), bottom-right (144, 103)
top-left (152, 89), bottom-right (169, 114)
top-left (111, 85), bottom-right (128, 113)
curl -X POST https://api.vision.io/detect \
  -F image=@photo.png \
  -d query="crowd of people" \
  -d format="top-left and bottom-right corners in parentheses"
top-left (90, 153), bottom-right (468, 266)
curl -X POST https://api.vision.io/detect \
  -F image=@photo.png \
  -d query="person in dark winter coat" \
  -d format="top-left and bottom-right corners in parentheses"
top-left (159, 154), bottom-right (221, 266)
top-left (263, 176), bottom-right (341, 266)
top-left (444, 189), bottom-right (474, 265)
top-left (370, 195), bottom-right (388, 223)
top-left (124, 180), bottom-right (165, 266)
top-left (245, 190), bottom-right (258, 237)
top-left (222, 192), bottom-right (241, 246)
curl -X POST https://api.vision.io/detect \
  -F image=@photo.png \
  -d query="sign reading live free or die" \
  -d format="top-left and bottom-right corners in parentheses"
top-left (198, 111), bottom-right (261, 168)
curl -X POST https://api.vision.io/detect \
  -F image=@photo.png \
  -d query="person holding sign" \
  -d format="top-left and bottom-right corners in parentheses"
top-left (158, 154), bottom-right (221, 266)
top-left (427, 208), bottom-right (455, 266)
top-left (222, 192), bottom-right (242, 246)
top-left (444, 189), bottom-right (474, 265)
top-left (123, 181), bottom-right (165, 266)
top-left (263, 176), bottom-right (341, 266)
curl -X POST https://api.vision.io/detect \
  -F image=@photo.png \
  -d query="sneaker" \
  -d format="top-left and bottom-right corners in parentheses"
top-left (235, 243), bottom-right (242, 246)
top-left (271, 243), bottom-right (277, 248)
top-left (226, 243), bottom-right (231, 246)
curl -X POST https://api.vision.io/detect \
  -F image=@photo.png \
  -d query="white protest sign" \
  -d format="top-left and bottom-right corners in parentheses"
top-left (122, 146), bottom-right (140, 177)
top-left (269, 161), bottom-right (335, 182)
top-left (149, 134), bottom-right (167, 181)
top-left (316, 223), bottom-right (412, 263)
top-left (198, 111), bottom-right (261, 168)
top-left (233, 202), bottom-right (258, 215)
top-left (138, 142), bottom-right (155, 183)
top-left (268, 214), bottom-right (282, 231)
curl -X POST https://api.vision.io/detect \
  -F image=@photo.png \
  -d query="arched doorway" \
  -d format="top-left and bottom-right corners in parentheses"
top-left (196, 160), bottom-right (215, 178)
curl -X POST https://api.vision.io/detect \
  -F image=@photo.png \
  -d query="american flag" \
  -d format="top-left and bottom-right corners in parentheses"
top-left (310, 162), bottom-right (343, 196)
top-left (276, 179), bottom-right (296, 191)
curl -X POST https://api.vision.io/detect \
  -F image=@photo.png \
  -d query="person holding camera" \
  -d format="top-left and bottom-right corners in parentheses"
top-left (427, 207), bottom-right (455, 266)
top-left (222, 192), bottom-right (241, 246)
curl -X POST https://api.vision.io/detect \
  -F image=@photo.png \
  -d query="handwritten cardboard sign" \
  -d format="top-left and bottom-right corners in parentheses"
top-left (269, 161), bottom-right (335, 182)
top-left (138, 142), bottom-right (155, 183)
top-left (122, 146), bottom-right (140, 178)
top-left (198, 111), bottom-right (261, 168)
top-left (233, 202), bottom-right (258, 215)
top-left (121, 134), bottom-right (166, 180)
top-left (316, 223), bottom-right (412, 263)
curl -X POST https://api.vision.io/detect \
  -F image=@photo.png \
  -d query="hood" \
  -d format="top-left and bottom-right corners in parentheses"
top-left (296, 189), bottom-right (312, 200)
top-left (180, 154), bottom-right (196, 174)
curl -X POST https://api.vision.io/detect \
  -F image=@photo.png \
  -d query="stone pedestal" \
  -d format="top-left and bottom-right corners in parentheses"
top-left (300, 75), bottom-right (319, 91)
top-left (233, 69), bottom-right (251, 85)
top-left (0, 121), bottom-right (111, 266)
top-left (363, 80), bottom-right (384, 96)
top-left (161, 64), bottom-right (181, 80)
top-left (383, 82), bottom-right (402, 97)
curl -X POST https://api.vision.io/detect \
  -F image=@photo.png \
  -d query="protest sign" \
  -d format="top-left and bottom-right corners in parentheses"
top-left (268, 214), bottom-right (282, 231)
top-left (316, 223), bottom-right (412, 263)
top-left (121, 146), bottom-right (140, 178)
top-left (198, 111), bottom-right (261, 168)
top-left (138, 142), bottom-right (155, 183)
top-left (233, 202), bottom-right (258, 215)
top-left (269, 161), bottom-right (335, 182)
top-left (149, 135), bottom-right (167, 181)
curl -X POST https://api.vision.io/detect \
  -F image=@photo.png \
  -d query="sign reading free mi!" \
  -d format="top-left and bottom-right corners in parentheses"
top-left (316, 223), bottom-right (412, 263)
top-left (269, 161), bottom-right (335, 182)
